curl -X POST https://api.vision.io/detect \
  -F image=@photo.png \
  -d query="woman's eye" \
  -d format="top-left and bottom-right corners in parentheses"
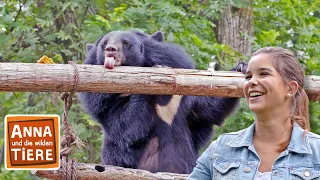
top-left (261, 72), bottom-right (269, 76)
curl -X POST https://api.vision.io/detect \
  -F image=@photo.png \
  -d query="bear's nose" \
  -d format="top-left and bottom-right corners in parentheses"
top-left (106, 45), bottom-right (117, 52)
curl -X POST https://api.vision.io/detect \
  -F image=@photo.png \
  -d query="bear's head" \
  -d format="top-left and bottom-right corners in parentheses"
top-left (86, 31), bottom-right (164, 69)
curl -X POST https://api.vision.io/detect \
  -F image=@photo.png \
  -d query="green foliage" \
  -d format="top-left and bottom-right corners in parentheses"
top-left (214, 99), bottom-right (255, 139)
top-left (253, 0), bottom-right (320, 75)
top-left (0, 169), bottom-right (39, 180)
top-left (0, 0), bottom-right (319, 178)
top-left (310, 101), bottom-right (320, 134)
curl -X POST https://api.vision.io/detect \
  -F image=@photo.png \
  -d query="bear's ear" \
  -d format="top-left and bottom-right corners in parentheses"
top-left (151, 31), bottom-right (165, 42)
top-left (86, 43), bottom-right (95, 52)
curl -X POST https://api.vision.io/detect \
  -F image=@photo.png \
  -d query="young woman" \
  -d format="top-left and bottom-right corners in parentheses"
top-left (187, 47), bottom-right (320, 180)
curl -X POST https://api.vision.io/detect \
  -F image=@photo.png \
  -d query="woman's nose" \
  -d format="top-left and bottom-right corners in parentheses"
top-left (248, 77), bottom-right (258, 86)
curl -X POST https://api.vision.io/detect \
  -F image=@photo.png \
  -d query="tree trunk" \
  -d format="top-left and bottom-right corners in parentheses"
top-left (214, 4), bottom-right (254, 63)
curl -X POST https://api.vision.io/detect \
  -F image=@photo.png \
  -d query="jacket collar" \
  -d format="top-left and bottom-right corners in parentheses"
top-left (226, 122), bottom-right (312, 154)
top-left (226, 123), bottom-right (255, 148)
top-left (287, 122), bottom-right (312, 154)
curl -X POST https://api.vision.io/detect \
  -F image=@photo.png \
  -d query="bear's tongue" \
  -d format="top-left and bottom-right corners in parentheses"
top-left (104, 57), bottom-right (116, 69)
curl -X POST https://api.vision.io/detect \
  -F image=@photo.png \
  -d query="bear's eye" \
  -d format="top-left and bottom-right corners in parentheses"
top-left (101, 40), bottom-right (108, 48)
top-left (123, 40), bottom-right (130, 46)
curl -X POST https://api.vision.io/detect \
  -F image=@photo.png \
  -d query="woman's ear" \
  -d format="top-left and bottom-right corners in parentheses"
top-left (287, 81), bottom-right (299, 98)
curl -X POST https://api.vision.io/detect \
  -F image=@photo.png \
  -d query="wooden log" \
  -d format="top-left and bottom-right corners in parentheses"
top-left (34, 163), bottom-right (188, 180)
top-left (0, 63), bottom-right (319, 100)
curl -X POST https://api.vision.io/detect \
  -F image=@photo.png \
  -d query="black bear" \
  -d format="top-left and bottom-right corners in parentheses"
top-left (79, 30), bottom-right (246, 174)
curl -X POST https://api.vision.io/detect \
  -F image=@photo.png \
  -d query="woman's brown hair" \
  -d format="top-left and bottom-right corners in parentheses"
top-left (251, 47), bottom-right (309, 151)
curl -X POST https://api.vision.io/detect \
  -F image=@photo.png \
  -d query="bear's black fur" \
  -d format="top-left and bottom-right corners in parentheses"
top-left (79, 30), bottom-right (246, 174)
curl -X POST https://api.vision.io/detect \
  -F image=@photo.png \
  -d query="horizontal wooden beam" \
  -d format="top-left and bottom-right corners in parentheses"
top-left (35, 163), bottom-right (188, 180)
top-left (0, 63), bottom-right (319, 101)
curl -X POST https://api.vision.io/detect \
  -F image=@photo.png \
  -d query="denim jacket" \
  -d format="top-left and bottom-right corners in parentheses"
top-left (187, 122), bottom-right (320, 180)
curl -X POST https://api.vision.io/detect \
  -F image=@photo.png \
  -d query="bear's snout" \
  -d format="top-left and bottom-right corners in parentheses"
top-left (106, 45), bottom-right (118, 52)
top-left (106, 52), bottom-right (116, 58)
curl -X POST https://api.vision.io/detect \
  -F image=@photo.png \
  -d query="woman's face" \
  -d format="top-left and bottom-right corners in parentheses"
top-left (243, 53), bottom-right (290, 114)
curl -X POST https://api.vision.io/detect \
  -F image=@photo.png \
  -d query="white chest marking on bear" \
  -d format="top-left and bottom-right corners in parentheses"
top-left (156, 95), bottom-right (183, 125)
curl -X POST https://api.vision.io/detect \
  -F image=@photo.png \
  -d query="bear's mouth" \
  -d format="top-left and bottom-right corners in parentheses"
top-left (107, 53), bottom-right (116, 58)
top-left (104, 55), bottom-right (116, 69)
top-left (104, 52), bottom-right (121, 69)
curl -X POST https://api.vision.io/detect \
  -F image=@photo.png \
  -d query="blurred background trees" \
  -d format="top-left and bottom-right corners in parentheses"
top-left (0, 0), bottom-right (319, 179)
